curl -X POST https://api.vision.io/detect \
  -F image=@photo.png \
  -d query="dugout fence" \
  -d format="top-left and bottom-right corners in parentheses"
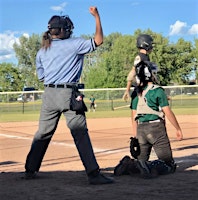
top-left (0, 85), bottom-right (198, 115)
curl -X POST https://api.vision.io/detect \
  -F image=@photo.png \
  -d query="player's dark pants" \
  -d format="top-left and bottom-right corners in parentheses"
top-left (25, 87), bottom-right (99, 175)
top-left (137, 120), bottom-right (174, 164)
top-left (90, 102), bottom-right (95, 109)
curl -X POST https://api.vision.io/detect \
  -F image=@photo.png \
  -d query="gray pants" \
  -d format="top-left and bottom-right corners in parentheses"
top-left (25, 87), bottom-right (99, 175)
top-left (137, 120), bottom-right (174, 164)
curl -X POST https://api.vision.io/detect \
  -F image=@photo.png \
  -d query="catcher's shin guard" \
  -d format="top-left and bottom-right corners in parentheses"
top-left (149, 160), bottom-right (176, 175)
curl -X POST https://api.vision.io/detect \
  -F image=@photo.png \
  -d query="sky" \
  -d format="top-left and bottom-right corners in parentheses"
top-left (0, 0), bottom-right (198, 64)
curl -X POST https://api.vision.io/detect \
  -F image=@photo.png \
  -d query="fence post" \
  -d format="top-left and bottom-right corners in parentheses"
top-left (111, 99), bottom-right (114, 110)
top-left (22, 102), bottom-right (25, 114)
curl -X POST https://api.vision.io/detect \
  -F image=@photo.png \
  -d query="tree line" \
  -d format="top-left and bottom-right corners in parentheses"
top-left (0, 29), bottom-right (197, 92)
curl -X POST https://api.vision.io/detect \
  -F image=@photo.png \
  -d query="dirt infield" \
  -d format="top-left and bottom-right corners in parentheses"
top-left (0, 115), bottom-right (198, 200)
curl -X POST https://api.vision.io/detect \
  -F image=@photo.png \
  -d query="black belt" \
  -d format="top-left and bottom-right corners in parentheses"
top-left (44, 84), bottom-right (73, 88)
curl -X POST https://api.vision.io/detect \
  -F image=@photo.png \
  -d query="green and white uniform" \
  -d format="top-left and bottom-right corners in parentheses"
top-left (131, 84), bottom-right (175, 169)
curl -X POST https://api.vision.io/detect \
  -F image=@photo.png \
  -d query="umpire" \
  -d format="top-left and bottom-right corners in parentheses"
top-left (24, 6), bottom-right (114, 185)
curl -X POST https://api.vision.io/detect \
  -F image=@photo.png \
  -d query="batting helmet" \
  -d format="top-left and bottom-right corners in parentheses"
top-left (136, 34), bottom-right (154, 51)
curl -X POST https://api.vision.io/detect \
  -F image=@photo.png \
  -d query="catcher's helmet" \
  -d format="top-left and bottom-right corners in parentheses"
top-left (48, 15), bottom-right (74, 38)
top-left (135, 61), bottom-right (158, 85)
top-left (136, 34), bottom-right (154, 51)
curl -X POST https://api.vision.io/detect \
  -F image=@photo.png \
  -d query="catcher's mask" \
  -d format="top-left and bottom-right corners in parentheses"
top-left (135, 61), bottom-right (158, 85)
top-left (48, 15), bottom-right (74, 39)
top-left (136, 34), bottom-right (154, 51)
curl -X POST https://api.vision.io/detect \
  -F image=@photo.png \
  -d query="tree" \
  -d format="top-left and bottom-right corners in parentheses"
top-left (85, 33), bottom-right (137, 88)
top-left (85, 65), bottom-right (108, 88)
top-left (192, 38), bottom-right (198, 83)
top-left (12, 31), bottom-right (197, 89)
top-left (0, 63), bottom-right (23, 91)
top-left (13, 34), bottom-right (42, 89)
top-left (153, 38), bottom-right (194, 85)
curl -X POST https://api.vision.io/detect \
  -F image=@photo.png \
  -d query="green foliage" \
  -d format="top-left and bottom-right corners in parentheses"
top-left (13, 34), bottom-right (42, 89)
top-left (1, 31), bottom-right (197, 92)
top-left (103, 35), bottom-right (136, 88)
top-left (85, 33), bottom-right (137, 88)
top-left (84, 65), bottom-right (108, 88)
top-left (84, 30), bottom-right (197, 88)
top-left (192, 38), bottom-right (198, 81)
top-left (169, 39), bottom-right (194, 84)
top-left (149, 37), bottom-right (195, 85)
top-left (0, 63), bottom-right (23, 92)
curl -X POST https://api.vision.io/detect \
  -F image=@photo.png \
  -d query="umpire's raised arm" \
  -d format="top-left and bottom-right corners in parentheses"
top-left (89, 6), bottom-right (103, 46)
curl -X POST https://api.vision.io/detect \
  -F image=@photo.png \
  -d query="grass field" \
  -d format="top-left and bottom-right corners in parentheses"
top-left (0, 107), bottom-right (198, 122)
top-left (0, 94), bottom-right (197, 122)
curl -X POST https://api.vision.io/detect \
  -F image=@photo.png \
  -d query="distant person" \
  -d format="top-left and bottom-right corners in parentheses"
top-left (24, 6), bottom-right (114, 185)
top-left (89, 95), bottom-right (96, 112)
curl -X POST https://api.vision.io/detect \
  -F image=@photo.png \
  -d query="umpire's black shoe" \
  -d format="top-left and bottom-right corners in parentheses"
top-left (22, 170), bottom-right (37, 179)
top-left (88, 173), bottom-right (114, 185)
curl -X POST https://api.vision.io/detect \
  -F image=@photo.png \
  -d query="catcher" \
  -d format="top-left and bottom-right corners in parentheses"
top-left (114, 37), bottom-right (183, 178)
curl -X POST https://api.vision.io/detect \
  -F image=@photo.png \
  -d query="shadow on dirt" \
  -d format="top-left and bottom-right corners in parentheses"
top-left (0, 169), bottom-right (197, 200)
top-left (0, 153), bottom-right (197, 200)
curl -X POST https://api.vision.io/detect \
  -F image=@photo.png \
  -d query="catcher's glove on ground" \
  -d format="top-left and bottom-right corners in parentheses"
top-left (130, 137), bottom-right (140, 159)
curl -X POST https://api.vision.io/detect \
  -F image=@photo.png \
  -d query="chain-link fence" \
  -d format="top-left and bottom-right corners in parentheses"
top-left (0, 85), bottom-right (198, 115)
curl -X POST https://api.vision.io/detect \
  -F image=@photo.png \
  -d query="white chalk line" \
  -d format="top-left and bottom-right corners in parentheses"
top-left (1, 133), bottom-right (198, 164)
top-left (0, 133), bottom-right (124, 154)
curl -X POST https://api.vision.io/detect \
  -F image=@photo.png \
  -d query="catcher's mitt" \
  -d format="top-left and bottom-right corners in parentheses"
top-left (130, 137), bottom-right (140, 159)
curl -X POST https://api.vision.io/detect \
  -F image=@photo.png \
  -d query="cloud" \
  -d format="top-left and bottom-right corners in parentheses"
top-left (188, 24), bottom-right (198, 35)
top-left (169, 20), bottom-right (198, 36)
top-left (169, 20), bottom-right (187, 35)
top-left (0, 31), bottom-right (29, 63)
top-left (50, 2), bottom-right (67, 12)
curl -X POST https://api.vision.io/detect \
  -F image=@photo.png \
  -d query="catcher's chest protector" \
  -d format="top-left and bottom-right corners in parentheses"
top-left (136, 84), bottom-right (164, 119)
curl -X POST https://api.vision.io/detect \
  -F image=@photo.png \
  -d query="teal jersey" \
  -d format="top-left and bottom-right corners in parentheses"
top-left (131, 87), bottom-right (169, 122)
top-left (90, 97), bottom-right (95, 103)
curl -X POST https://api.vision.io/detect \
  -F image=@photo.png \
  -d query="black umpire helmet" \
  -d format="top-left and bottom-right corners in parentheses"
top-left (48, 15), bottom-right (74, 39)
top-left (136, 34), bottom-right (154, 51)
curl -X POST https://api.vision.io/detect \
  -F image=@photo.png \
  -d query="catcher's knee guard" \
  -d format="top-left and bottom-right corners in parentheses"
top-left (149, 160), bottom-right (176, 175)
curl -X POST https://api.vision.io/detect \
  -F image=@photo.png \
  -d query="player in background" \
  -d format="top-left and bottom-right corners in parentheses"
top-left (123, 34), bottom-right (155, 102)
